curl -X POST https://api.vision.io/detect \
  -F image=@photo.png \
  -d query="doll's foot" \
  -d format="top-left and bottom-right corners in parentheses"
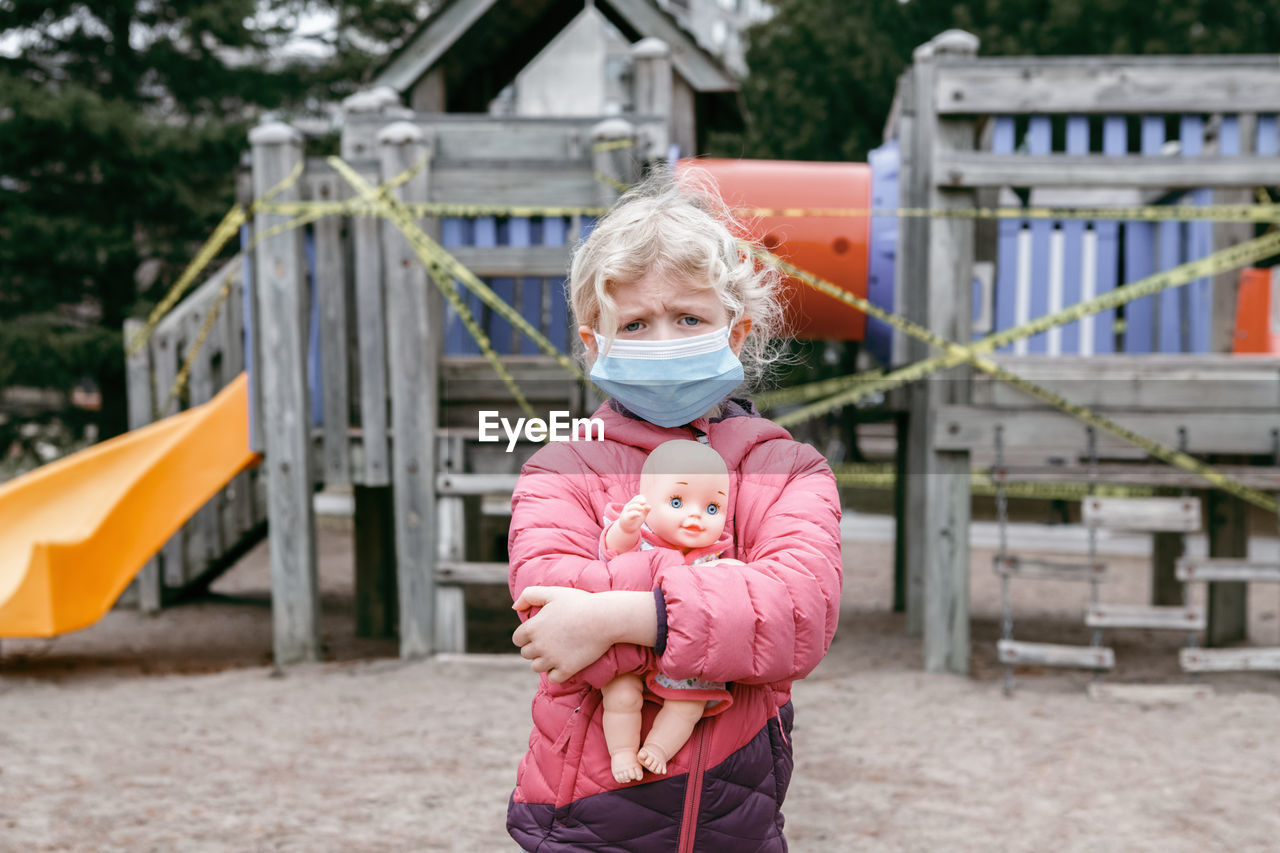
top-left (611, 751), bottom-right (644, 783)
top-left (637, 744), bottom-right (671, 776)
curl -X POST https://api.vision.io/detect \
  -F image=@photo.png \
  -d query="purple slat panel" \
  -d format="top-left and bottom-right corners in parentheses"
top-left (1026, 116), bottom-right (1053, 353)
top-left (992, 117), bottom-right (1020, 354)
top-left (490, 217), bottom-right (516, 355)
top-left (1060, 116), bottom-right (1088, 354)
top-left (441, 217), bottom-right (470, 355)
top-left (1092, 117), bottom-right (1125, 355)
top-left (544, 216), bottom-right (572, 353)
top-left (1123, 117), bottom-right (1163, 353)
top-left (1258, 114), bottom-right (1279, 156)
top-left (471, 216), bottom-right (498, 357)
top-left (1181, 115), bottom-right (1212, 353)
top-left (509, 217), bottom-right (543, 356)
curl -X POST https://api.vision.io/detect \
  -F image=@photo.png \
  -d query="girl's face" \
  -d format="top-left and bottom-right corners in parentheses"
top-left (577, 270), bottom-right (752, 360)
top-left (641, 471), bottom-right (729, 552)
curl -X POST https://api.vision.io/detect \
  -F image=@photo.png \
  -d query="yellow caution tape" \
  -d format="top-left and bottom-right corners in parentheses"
top-left (755, 239), bottom-right (1280, 514)
top-left (831, 463), bottom-right (1156, 499)
top-left (731, 202), bottom-right (1280, 223)
top-left (591, 138), bottom-right (637, 153)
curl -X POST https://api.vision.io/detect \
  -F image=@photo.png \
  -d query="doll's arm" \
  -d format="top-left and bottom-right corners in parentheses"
top-left (603, 494), bottom-right (650, 556)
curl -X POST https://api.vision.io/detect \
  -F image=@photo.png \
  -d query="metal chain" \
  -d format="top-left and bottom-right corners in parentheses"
top-left (995, 424), bottom-right (1014, 695)
top-left (1086, 427), bottom-right (1104, 652)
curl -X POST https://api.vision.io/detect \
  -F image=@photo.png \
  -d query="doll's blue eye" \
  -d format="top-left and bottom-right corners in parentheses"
top-left (669, 497), bottom-right (682, 509)
top-left (706, 504), bottom-right (719, 515)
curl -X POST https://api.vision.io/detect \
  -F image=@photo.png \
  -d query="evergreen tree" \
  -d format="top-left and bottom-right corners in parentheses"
top-left (0, 0), bottom-right (422, 439)
top-left (725, 0), bottom-right (1280, 164)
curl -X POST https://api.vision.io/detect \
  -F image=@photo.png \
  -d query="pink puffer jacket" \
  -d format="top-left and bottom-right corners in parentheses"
top-left (507, 400), bottom-right (842, 852)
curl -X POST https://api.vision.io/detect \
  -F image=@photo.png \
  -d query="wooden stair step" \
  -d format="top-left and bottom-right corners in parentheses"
top-left (1081, 496), bottom-right (1201, 532)
top-left (1180, 647), bottom-right (1280, 672)
top-left (1087, 683), bottom-right (1215, 704)
top-left (1085, 604), bottom-right (1206, 631)
top-left (1176, 558), bottom-right (1280, 583)
top-left (993, 555), bottom-right (1106, 582)
top-left (997, 640), bottom-right (1115, 670)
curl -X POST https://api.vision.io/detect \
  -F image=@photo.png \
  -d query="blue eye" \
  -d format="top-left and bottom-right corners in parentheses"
top-left (706, 504), bottom-right (719, 515)
top-left (622, 321), bottom-right (643, 332)
top-left (679, 316), bottom-right (701, 326)
top-left (669, 497), bottom-right (682, 509)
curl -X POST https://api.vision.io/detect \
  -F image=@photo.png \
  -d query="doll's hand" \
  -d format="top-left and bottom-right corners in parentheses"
top-left (617, 495), bottom-right (650, 534)
top-left (605, 495), bottom-right (649, 554)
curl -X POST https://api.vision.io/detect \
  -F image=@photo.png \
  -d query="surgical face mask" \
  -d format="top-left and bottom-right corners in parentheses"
top-left (589, 326), bottom-right (745, 428)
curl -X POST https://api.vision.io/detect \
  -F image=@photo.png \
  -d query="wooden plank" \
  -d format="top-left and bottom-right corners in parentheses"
top-left (436, 435), bottom-right (467, 654)
top-left (1177, 558), bottom-right (1280, 583)
top-left (921, 56), bottom-right (976, 675)
top-left (250, 122), bottom-right (320, 666)
top-left (379, 123), bottom-right (437, 659)
top-left (936, 407), bottom-right (1280, 455)
top-left (1084, 604), bottom-right (1205, 631)
top-left (310, 171), bottom-right (352, 486)
top-left (1082, 497), bottom-right (1201, 532)
top-left (437, 472), bottom-right (519, 495)
top-left (150, 325), bottom-right (186, 589)
top-left (1180, 647), bottom-right (1280, 672)
top-left (997, 640), bottom-right (1115, 670)
top-left (993, 463), bottom-right (1280, 490)
top-left (431, 165), bottom-right (598, 206)
top-left (431, 122), bottom-right (594, 163)
top-left (935, 63), bottom-right (1280, 114)
top-left (123, 317), bottom-right (162, 613)
top-left (993, 555), bottom-right (1106, 582)
top-left (436, 561), bottom-right (510, 584)
top-left (446, 245), bottom-right (572, 279)
top-left (1211, 115), bottom-right (1256, 354)
top-left (186, 302), bottom-right (224, 572)
top-left (221, 267), bottom-right (255, 542)
top-left (351, 164), bottom-right (391, 487)
top-left (966, 356), bottom-right (1280, 412)
top-left (934, 152), bottom-right (1280, 189)
top-left (1087, 683), bottom-right (1214, 703)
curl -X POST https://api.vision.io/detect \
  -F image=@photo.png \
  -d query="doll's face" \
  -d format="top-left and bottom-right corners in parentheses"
top-left (640, 471), bottom-right (729, 552)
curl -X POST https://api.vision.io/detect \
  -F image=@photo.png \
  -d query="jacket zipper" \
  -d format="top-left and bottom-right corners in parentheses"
top-left (677, 722), bottom-right (711, 853)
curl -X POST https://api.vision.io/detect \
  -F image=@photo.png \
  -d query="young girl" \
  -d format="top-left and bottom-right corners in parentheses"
top-left (508, 169), bottom-right (843, 852)
top-left (600, 439), bottom-right (741, 784)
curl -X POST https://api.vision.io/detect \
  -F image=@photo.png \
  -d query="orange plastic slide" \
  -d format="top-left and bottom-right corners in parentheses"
top-left (0, 373), bottom-right (260, 637)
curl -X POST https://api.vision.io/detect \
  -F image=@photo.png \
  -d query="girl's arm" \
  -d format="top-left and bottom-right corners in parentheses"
top-left (507, 443), bottom-right (679, 686)
top-left (653, 442), bottom-right (843, 686)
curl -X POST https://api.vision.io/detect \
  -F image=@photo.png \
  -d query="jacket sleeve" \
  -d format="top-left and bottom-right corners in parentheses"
top-left (508, 443), bottom-right (680, 689)
top-left (654, 441), bottom-right (842, 686)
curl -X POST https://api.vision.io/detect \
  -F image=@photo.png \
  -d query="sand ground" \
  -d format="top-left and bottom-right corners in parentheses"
top-left (3, 516), bottom-right (1279, 852)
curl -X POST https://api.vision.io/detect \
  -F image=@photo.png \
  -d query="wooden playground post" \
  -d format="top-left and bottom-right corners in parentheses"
top-left (249, 121), bottom-right (320, 666)
top-left (902, 31), bottom-right (979, 674)
top-left (124, 317), bottom-right (163, 614)
top-left (378, 121), bottom-right (438, 659)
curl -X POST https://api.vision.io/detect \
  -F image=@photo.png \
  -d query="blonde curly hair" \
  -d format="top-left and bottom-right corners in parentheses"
top-left (567, 166), bottom-right (788, 389)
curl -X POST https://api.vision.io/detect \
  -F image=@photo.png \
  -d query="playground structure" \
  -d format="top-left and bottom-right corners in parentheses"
top-left (3, 22), bottom-right (1280, 686)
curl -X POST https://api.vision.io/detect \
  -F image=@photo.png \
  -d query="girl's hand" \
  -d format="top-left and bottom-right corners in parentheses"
top-left (512, 587), bottom-right (657, 682)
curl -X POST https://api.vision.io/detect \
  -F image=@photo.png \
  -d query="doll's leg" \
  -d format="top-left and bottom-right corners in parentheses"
top-left (601, 673), bottom-right (646, 783)
top-left (637, 698), bottom-right (704, 776)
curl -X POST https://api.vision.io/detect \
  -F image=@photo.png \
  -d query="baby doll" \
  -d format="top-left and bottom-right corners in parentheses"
top-left (598, 439), bottom-right (744, 783)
